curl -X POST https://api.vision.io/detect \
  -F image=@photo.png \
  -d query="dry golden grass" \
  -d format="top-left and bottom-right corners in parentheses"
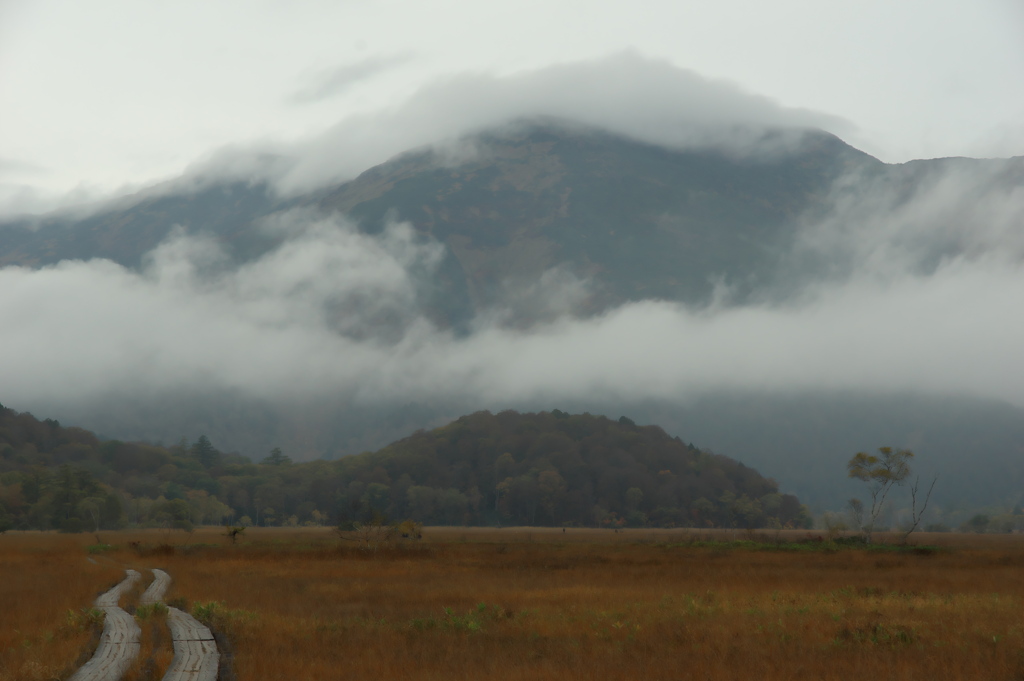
top-left (0, 533), bottom-right (123, 681)
top-left (123, 604), bottom-right (174, 681)
top-left (7, 527), bottom-right (1024, 680)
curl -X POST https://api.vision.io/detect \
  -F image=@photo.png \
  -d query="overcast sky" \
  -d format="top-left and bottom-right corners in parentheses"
top-left (2, 0), bottom-right (1024, 214)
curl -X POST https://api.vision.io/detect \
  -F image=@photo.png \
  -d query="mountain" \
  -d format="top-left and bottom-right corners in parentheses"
top-left (1, 119), bottom-right (1023, 514)
top-left (5, 120), bottom-right (1019, 321)
top-left (0, 404), bottom-right (810, 531)
top-left (315, 122), bottom-right (882, 324)
top-left (0, 121), bottom-right (881, 321)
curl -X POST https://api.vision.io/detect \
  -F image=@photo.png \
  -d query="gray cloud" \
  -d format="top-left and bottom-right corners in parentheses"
top-left (278, 52), bottom-right (850, 193)
top-left (290, 54), bottom-right (414, 103)
top-left (0, 181), bottom-right (117, 221)
top-left (179, 52), bottom-right (850, 196)
top-left (0, 156), bottom-right (47, 176)
top-left (2, 54), bottom-right (852, 219)
top-left (1, 162), bottom-right (1023, 418)
top-left (792, 157), bottom-right (1024, 282)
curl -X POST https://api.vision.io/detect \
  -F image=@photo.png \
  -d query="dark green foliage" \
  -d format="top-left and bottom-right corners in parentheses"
top-left (330, 410), bottom-right (809, 528)
top-left (261, 447), bottom-right (292, 466)
top-left (191, 435), bottom-right (221, 468)
top-left (0, 404), bottom-right (241, 531)
top-left (0, 503), bottom-right (12, 533)
top-left (964, 514), bottom-right (990, 533)
top-left (155, 498), bottom-right (194, 532)
top-left (0, 403), bottom-right (809, 530)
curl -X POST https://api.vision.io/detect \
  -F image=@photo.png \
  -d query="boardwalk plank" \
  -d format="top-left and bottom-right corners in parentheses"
top-left (141, 569), bottom-right (220, 681)
top-left (140, 568), bottom-right (172, 606)
top-left (163, 607), bottom-right (219, 681)
top-left (68, 570), bottom-right (142, 681)
top-left (164, 607), bottom-right (219, 681)
top-left (68, 567), bottom-right (221, 681)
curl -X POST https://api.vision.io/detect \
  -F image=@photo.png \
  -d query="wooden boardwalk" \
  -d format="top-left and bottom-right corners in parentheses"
top-left (139, 568), bottom-right (171, 606)
top-left (142, 568), bottom-right (220, 681)
top-left (68, 569), bottom-right (142, 681)
top-left (69, 568), bottom-right (220, 681)
top-left (162, 606), bottom-right (219, 681)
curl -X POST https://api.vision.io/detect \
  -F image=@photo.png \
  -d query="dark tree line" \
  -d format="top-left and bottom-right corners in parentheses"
top-left (0, 404), bottom-right (811, 532)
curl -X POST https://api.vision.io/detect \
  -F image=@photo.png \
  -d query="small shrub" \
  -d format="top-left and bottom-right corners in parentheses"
top-left (224, 525), bottom-right (246, 544)
top-left (832, 536), bottom-right (867, 547)
top-left (65, 607), bottom-right (104, 632)
top-left (127, 542), bottom-right (176, 556)
top-left (192, 600), bottom-right (257, 633)
top-left (836, 622), bottom-right (916, 646)
top-left (398, 519), bottom-right (423, 540)
top-left (192, 601), bottom-right (221, 623)
top-left (135, 602), bottom-right (168, 621)
top-left (85, 543), bottom-right (114, 554)
top-left (409, 604), bottom-right (510, 634)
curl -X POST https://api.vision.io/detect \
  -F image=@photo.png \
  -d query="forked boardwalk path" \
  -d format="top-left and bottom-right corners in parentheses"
top-left (141, 569), bottom-right (220, 681)
top-left (69, 568), bottom-right (219, 681)
top-left (69, 569), bottom-right (142, 681)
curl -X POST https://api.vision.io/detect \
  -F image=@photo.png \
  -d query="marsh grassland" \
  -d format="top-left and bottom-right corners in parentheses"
top-left (0, 534), bottom-right (123, 680)
top-left (4, 528), bottom-right (1024, 680)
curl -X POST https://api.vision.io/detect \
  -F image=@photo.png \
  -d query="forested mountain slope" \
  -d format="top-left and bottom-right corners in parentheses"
top-left (0, 404), bottom-right (809, 532)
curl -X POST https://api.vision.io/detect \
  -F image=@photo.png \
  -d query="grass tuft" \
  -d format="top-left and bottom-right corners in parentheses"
top-left (134, 602), bottom-right (168, 621)
top-left (85, 543), bottom-right (115, 554)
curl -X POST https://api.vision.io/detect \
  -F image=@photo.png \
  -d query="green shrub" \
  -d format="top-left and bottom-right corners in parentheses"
top-left (86, 543), bottom-right (114, 554)
top-left (135, 602), bottom-right (168, 620)
top-left (65, 607), bottom-right (104, 631)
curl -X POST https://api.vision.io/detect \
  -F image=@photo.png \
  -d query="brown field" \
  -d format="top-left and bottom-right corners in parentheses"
top-left (4, 527), bottom-right (1024, 680)
top-left (0, 534), bottom-right (123, 681)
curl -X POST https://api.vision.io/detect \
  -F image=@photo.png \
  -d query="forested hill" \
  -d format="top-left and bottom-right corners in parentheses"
top-left (0, 404), bottom-right (810, 532)
top-left (336, 410), bottom-right (809, 528)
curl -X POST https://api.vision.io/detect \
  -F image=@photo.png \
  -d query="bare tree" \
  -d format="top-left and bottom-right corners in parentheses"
top-left (847, 447), bottom-right (913, 543)
top-left (847, 498), bottom-right (864, 533)
top-left (901, 476), bottom-right (938, 543)
top-left (78, 497), bottom-right (104, 534)
top-left (336, 513), bottom-right (398, 554)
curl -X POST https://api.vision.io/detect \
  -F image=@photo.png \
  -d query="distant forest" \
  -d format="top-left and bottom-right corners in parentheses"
top-left (0, 404), bottom-right (811, 532)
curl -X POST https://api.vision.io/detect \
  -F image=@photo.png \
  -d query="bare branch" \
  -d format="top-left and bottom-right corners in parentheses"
top-left (902, 475), bottom-right (938, 543)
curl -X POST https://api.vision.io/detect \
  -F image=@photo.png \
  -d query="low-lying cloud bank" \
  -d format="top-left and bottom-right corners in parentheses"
top-left (1, 198), bottom-right (1022, 414)
top-left (793, 157), bottom-right (1024, 281)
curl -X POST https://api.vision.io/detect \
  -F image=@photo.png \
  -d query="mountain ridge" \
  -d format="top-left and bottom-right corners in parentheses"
top-left (0, 121), bottom-right (915, 309)
top-left (1, 119), bottom-right (1022, 514)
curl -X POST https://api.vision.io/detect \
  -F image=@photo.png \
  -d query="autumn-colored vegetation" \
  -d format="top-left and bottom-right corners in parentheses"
top-left (0, 406), bottom-right (812, 535)
top-left (0, 534), bottom-right (122, 681)
top-left (123, 600), bottom-right (174, 681)
top-left (7, 527), bottom-right (1024, 680)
